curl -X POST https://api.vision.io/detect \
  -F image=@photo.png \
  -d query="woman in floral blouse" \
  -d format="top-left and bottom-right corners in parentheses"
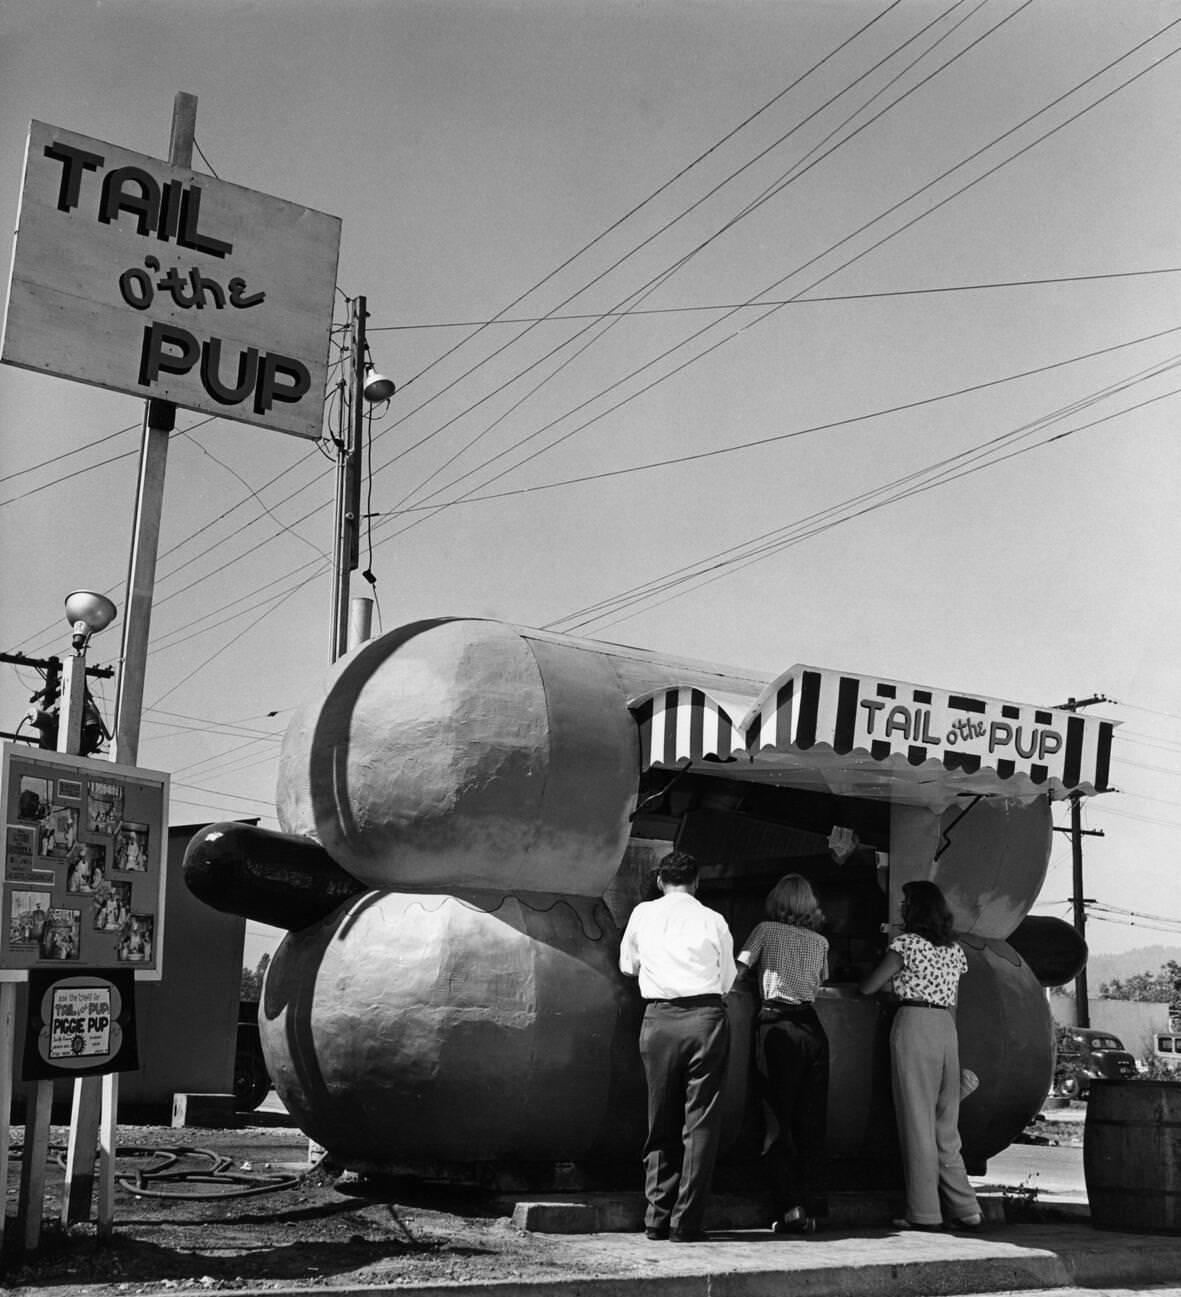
top-left (859, 879), bottom-right (982, 1233)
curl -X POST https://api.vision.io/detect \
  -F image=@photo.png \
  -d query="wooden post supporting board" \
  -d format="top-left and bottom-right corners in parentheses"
top-left (63, 1074), bottom-right (103, 1224)
top-left (0, 983), bottom-right (15, 1254)
top-left (98, 1073), bottom-right (119, 1240)
top-left (17, 1078), bottom-right (54, 1251)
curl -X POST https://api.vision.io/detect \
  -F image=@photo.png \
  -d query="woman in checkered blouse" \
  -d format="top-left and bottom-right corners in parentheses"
top-left (737, 874), bottom-right (830, 1234)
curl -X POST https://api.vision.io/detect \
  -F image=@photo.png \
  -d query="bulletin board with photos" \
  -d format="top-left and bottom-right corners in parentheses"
top-left (0, 743), bottom-right (168, 980)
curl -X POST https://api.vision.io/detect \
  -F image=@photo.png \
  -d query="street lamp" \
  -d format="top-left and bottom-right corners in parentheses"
top-left (60, 591), bottom-right (117, 755)
top-left (362, 364), bottom-right (396, 404)
top-left (65, 590), bottom-right (118, 650)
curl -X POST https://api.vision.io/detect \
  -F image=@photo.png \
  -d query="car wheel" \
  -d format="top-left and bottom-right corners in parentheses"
top-left (234, 1042), bottom-right (271, 1111)
top-left (1060, 1075), bottom-right (1082, 1099)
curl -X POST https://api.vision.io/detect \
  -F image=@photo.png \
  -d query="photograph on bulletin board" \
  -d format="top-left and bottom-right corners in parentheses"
top-left (0, 744), bottom-right (168, 980)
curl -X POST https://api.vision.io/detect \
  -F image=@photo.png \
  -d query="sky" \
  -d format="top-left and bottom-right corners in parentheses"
top-left (2, 0), bottom-right (1180, 966)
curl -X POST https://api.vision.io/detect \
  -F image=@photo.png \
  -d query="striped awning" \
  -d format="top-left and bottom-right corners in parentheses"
top-left (630, 687), bottom-right (752, 767)
top-left (630, 666), bottom-right (1116, 807)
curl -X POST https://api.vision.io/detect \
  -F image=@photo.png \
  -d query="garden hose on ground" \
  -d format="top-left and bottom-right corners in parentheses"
top-left (9, 1141), bottom-right (313, 1202)
top-left (109, 1145), bottom-right (308, 1200)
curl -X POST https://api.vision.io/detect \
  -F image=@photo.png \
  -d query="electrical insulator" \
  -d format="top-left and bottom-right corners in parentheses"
top-left (27, 658), bottom-right (62, 750)
top-left (26, 704), bottom-right (60, 750)
top-left (80, 691), bottom-right (110, 757)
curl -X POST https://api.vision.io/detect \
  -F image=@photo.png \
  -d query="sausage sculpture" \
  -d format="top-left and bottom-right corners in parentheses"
top-left (184, 618), bottom-right (1110, 1178)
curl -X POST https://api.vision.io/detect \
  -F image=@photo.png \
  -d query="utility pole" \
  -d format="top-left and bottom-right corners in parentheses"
top-left (330, 295), bottom-right (367, 662)
top-left (1051, 694), bottom-right (1112, 1029)
top-left (328, 296), bottom-right (393, 660)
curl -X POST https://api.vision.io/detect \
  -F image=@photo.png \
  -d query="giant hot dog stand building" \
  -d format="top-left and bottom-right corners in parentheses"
top-left (185, 617), bottom-right (1112, 1184)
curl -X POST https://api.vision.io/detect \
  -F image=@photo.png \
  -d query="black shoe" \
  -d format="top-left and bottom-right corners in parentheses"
top-left (946, 1214), bottom-right (984, 1232)
top-left (772, 1214), bottom-right (817, 1235)
top-left (669, 1229), bottom-right (708, 1243)
top-left (892, 1217), bottom-right (943, 1233)
top-left (645, 1226), bottom-right (670, 1240)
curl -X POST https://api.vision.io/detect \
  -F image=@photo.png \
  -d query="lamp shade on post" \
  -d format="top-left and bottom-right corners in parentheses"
top-left (362, 367), bottom-right (395, 403)
top-left (64, 590), bottom-right (118, 650)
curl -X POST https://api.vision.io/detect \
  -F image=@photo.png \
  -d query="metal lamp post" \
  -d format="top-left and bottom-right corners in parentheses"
top-left (17, 592), bottom-right (118, 1250)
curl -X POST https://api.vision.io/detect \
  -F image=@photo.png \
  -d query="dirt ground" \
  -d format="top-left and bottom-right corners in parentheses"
top-left (1, 1116), bottom-right (641, 1294)
top-left (1, 1113), bottom-right (1083, 1294)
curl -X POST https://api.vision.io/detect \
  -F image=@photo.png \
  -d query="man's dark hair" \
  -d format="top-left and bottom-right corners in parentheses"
top-left (656, 851), bottom-right (700, 888)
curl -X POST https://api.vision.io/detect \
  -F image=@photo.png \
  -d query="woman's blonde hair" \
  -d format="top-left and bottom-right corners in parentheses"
top-left (764, 873), bottom-right (824, 930)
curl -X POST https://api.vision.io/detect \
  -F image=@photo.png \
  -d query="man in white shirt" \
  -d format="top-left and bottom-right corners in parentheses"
top-left (619, 851), bottom-right (736, 1242)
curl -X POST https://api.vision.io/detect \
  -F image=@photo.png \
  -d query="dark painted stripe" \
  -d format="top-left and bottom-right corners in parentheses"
top-left (871, 740), bottom-right (891, 760)
top-left (949, 695), bottom-right (986, 713)
top-left (1095, 722), bottom-right (1114, 790)
top-left (774, 676), bottom-right (796, 749)
top-left (913, 689), bottom-right (932, 704)
top-left (689, 689), bottom-right (706, 759)
top-left (1002, 705), bottom-right (1020, 719)
top-left (907, 745), bottom-right (928, 766)
top-left (747, 710), bottom-right (762, 751)
top-left (996, 759), bottom-right (1015, 779)
top-left (1030, 764), bottom-right (1048, 784)
top-left (1035, 710), bottom-right (1053, 725)
top-left (1063, 714), bottom-right (1085, 788)
top-left (714, 705), bottom-right (731, 759)
top-left (662, 689), bottom-right (680, 766)
top-left (877, 683), bottom-right (897, 698)
top-left (797, 672), bottom-right (822, 749)
top-left (944, 750), bottom-right (981, 774)
top-left (835, 676), bottom-right (860, 753)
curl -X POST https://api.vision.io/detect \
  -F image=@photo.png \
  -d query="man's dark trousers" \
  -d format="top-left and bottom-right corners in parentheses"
top-left (639, 996), bottom-right (730, 1236)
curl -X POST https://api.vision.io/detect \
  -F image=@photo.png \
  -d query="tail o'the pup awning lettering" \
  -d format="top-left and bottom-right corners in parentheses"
top-left (630, 665), bottom-right (1115, 807)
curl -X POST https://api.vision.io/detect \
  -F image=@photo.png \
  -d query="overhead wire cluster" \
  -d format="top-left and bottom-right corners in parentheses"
top-left (2, 1), bottom-right (1181, 836)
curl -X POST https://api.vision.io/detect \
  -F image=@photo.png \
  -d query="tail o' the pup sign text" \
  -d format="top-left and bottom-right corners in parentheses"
top-left (1, 122), bottom-right (341, 441)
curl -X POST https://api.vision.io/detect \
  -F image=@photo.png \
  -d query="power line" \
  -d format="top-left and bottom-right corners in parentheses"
top-left (12, 16), bottom-right (1170, 648)
top-left (371, 323), bottom-right (1181, 514)
top-left (0, 420), bottom-right (141, 487)
top-left (544, 359), bottom-right (1181, 633)
top-left (372, 0), bottom-right (1014, 506)
top-left (146, 569), bottom-right (320, 710)
top-left (1117, 703), bottom-right (1181, 724)
top-left (354, 0), bottom-right (982, 522)
top-left (387, 0), bottom-right (910, 397)
top-left (171, 781), bottom-right (273, 809)
top-left (371, 21), bottom-right (1181, 538)
top-left (369, 267), bottom-right (1181, 330)
top-left (6, 10), bottom-right (1171, 710)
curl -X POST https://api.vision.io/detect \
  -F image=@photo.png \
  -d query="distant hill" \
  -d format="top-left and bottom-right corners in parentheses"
top-left (1086, 945), bottom-right (1181, 996)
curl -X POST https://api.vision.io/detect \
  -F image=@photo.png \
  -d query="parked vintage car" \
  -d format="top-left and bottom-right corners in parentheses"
top-left (1150, 1031), bottom-right (1181, 1073)
top-left (1053, 1025), bottom-right (1137, 1098)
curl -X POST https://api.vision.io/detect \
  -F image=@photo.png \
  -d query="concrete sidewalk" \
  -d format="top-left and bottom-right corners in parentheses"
top-left (470, 1107), bottom-right (1177, 1297)
top-left (209, 1222), bottom-right (1181, 1297)
top-left (50, 1101), bottom-right (1163, 1297)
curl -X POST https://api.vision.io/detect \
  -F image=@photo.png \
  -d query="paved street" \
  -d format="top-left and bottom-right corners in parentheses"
top-left (976, 1108), bottom-right (1087, 1206)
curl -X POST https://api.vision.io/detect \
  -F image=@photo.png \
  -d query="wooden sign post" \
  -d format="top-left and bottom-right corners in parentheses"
top-left (1, 90), bottom-right (341, 1247)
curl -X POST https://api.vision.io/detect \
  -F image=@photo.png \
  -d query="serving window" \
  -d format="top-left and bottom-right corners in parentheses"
top-left (628, 767), bottom-right (889, 985)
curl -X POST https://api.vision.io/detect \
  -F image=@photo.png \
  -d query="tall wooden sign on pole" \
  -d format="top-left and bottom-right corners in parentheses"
top-left (1, 90), bottom-right (342, 1248)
